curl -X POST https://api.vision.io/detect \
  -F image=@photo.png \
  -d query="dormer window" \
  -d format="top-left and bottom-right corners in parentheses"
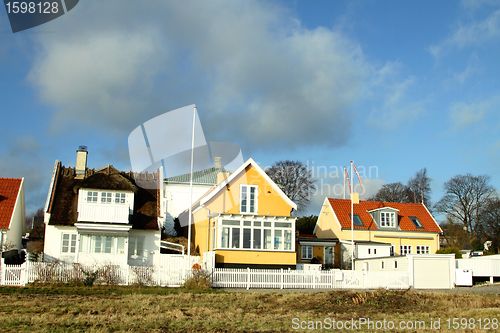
top-left (87, 191), bottom-right (98, 202)
top-left (410, 216), bottom-right (424, 229)
top-left (380, 212), bottom-right (396, 227)
top-left (86, 191), bottom-right (127, 204)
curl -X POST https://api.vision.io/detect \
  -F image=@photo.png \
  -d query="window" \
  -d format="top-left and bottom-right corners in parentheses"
top-left (381, 261), bottom-right (385, 270)
top-left (101, 192), bottom-right (113, 203)
top-left (400, 245), bottom-right (412, 255)
top-left (380, 212), bottom-right (396, 227)
top-left (416, 245), bottom-right (430, 254)
top-left (129, 236), bottom-right (145, 258)
top-left (240, 185), bottom-right (258, 214)
top-left (115, 193), bottom-right (126, 204)
top-left (394, 261), bottom-right (398, 269)
top-left (78, 235), bottom-right (125, 255)
top-left (61, 234), bottom-right (76, 253)
top-left (390, 245), bottom-right (395, 256)
top-left (374, 249), bottom-right (377, 255)
top-left (87, 191), bottom-right (98, 202)
top-left (216, 217), bottom-right (294, 252)
top-left (368, 249), bottom-right (371, 254)
top-left (349, 214), bottom-right (364, 227)
top-left (410, 216), bottom-right (424, 229)
top-left (302, 245), bottom-right (313, 260)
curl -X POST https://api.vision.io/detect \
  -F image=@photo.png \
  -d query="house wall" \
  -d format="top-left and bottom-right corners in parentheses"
top-left (354, 256), bottom-right (409, 272)
top-left (127, 229), bottom-right (161, 266)
top-left (77, 189), bottom-right (134, 223)
top-left (192, 164), bottom-right (295, 266)
top-left (164, 183), bottom-right (213, 218)
top-left (214, 250), bottom-right (296, 266)
top-left (43, 225), bottom-right (161, 266)
top-left (315, 203), bottom-right (440, 256)
top-left (356, 244), bottom-right (391, 259)
top-left (5, 181), bottom-right (25, 250)
top-left (296, 245), bottom-right (324, 264)
top-left (43, 225), bottom-right (78, 263)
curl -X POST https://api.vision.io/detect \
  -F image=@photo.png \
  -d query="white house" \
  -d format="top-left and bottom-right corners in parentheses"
top-left (43, 148), bottom-right (163, 266)
top-left (0, 177), bottom-right (26, 263)
top-left (163, 157), bottom-right (231, 234)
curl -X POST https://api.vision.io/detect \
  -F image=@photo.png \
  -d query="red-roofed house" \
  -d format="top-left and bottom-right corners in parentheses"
top-left (314, 193), bottom-right (442, 268)
top-left (0, 178), bottom-right (26, 253)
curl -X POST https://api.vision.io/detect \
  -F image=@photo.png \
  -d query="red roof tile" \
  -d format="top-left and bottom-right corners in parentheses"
top-left (327, 198), bottom-right (441, 233)
top-left (0, 178), bottom-right (22, 230)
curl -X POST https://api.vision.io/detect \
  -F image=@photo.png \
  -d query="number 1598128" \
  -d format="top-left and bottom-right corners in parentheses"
top-left (5, 2), bottom-right (59, 14)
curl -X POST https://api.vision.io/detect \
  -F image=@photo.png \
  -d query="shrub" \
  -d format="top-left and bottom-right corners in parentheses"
top-left (436, 247), bottom-right (463, 259)
top-left (130, 265), bottom-right (155, 286)
top-left (183, 269), bottom-right (212, 290)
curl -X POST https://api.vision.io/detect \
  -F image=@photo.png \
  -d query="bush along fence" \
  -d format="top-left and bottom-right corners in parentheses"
top-left (1, 261), bottom-right (410, 289)
top-left (0, 262), bottom-right (196, 287)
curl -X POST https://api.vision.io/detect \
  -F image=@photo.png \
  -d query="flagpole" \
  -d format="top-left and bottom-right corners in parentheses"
top-left (187, 106), bottom-right (196, 270)
top-left (343, 167), bottom-right (346, 199)
top-left (351, 161), bottom-right (354, 270)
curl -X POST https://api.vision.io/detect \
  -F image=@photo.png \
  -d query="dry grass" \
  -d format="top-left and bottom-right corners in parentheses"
top-left (0, 286), bottom-right (499, 332)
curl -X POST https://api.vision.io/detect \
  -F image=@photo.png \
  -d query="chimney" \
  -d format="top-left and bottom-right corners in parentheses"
top-left (75, 146), bottom-right (88, 179)
top-left (214, 157), bottom-right (222, 169)
top-left (351, 192), bottom-right (359, 204)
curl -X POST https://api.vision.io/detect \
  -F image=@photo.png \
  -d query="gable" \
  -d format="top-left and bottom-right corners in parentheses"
top-left (197, 158), bottom-right (297, 214)
top-left (0, 178), bottom-right (23, 229)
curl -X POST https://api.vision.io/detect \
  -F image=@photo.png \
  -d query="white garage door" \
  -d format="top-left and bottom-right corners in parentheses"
top-left (413, 258), bottom-right (451, 289)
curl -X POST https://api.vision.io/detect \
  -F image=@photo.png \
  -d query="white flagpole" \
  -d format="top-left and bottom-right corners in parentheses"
top-left (343, 167), bottom-right (346, 199)
top-left (187, 106), bottom-right (196, 270)
top-left (351, 161), bottom-right (354, 270)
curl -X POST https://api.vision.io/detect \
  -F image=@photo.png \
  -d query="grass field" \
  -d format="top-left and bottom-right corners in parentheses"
top-left (1, 285), bottom-right (499, 332)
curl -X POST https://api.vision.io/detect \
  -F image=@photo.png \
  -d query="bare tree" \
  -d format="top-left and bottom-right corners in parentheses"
top-left (369, 168), bottom-right (432, 206)
top-left (407, 168), bottom-right (432, 206)
top-left (478, 197), bottom-right (500, 253)
top-left (370, 182), bottom-right (409, 202)
top-left (266, 160), bottom-right (316, 212)
top-left (434, 174), bottom-right (496, 241)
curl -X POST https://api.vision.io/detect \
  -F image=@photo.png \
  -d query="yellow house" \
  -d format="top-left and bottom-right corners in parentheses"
top-left (183, 158), bottom-right (297, 269)
top-left (314, 194), bottom-right (442, 268)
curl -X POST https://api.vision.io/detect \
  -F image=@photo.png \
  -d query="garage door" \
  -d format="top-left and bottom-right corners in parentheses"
top-left (413, 258), bottom-right (451, 289)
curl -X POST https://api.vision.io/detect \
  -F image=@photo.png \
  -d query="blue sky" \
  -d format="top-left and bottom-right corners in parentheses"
top-left (1, 0), bottom-right (500, 220)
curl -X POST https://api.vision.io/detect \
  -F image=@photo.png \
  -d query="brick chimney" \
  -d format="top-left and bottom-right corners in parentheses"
top-left (214, 156), bottom-right (222, 169)
top-left (75, 146), bottom-right (88, 179)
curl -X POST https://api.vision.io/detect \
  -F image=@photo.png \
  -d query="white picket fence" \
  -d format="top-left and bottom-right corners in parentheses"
top-left (1, 261), bottom-right (409, 290)
top-left (212, 268), bottom-right (410, 290)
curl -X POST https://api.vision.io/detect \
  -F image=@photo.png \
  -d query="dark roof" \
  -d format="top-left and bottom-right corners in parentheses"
top-left (328, 199), bottom-right (442, 233)
top-left (47, 164), bottom-right (158, 230)
top-left (165, 167), bottom-right (232, 185)
top-left (0, 178), bottom-right (22, 229)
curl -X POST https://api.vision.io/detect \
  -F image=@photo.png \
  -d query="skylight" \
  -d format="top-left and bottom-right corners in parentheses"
top-left (349, 214), bottom-right (364, 227)
top-left (410, 216), bottom-right (424, 229)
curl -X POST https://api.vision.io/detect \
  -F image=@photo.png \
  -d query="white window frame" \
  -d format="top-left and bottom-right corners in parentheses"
top-left (302, 245), bottom-right (313, 260)
top-left (215, 217), bottom-right (294, 252)
top-left (128, 236), bottom-right (145, 258)
top-left (380, 212), bottom-right (396, 227)
top-left (239, 185), bottom-right (258, 214)
top-left (61, 233), bottom-right (77, 253)
top-left (416, 245), bottom-right (430, 254)
top-left (400, 245), bottom-right (412, 255)
top-left (86, 191), bottom-right (98, 203)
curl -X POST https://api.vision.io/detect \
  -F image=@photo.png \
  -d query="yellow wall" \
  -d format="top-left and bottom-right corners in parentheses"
top-left (191, 163), bottom-right (295, 264)
top-left (296, 245), bottom-right (325, 264)
top-left (315, 200), bottom-right (440, 255)
top-left (216, 250), bottom-right (296, 265)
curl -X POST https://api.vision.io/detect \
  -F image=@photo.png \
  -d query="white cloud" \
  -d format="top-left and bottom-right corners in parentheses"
top-left (449, 96), bottom-right (500, 130)
top-left (430, 8), bottom-right (500, 58)
top-left (26, 0), bottom-right (407, 154)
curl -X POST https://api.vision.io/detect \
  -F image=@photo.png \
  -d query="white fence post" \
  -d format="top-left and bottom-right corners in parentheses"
top-left (280, 268), bottom-right (284, 289)
top-left (247, 267), bottom-right (250, 290)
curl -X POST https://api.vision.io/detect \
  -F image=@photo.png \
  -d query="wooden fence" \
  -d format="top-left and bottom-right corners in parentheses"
top-left (211, 268), bottom-right (410, 290)
top-left (1, 263), bottom-right (409, 289)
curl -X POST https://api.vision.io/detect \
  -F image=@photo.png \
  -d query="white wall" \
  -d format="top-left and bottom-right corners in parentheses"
top-left (354, 256), bottom-right (409, 272)
top-left (356, 244), bottom-right (391, 259)
top-left (127, 229), bottom-right (161, 266)
top-left (5, 179), bottom-right (25, 250)
top-left (165, 183), bottom-right (213, 218)
top-left (43, 225), bottom-right (78, 263)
